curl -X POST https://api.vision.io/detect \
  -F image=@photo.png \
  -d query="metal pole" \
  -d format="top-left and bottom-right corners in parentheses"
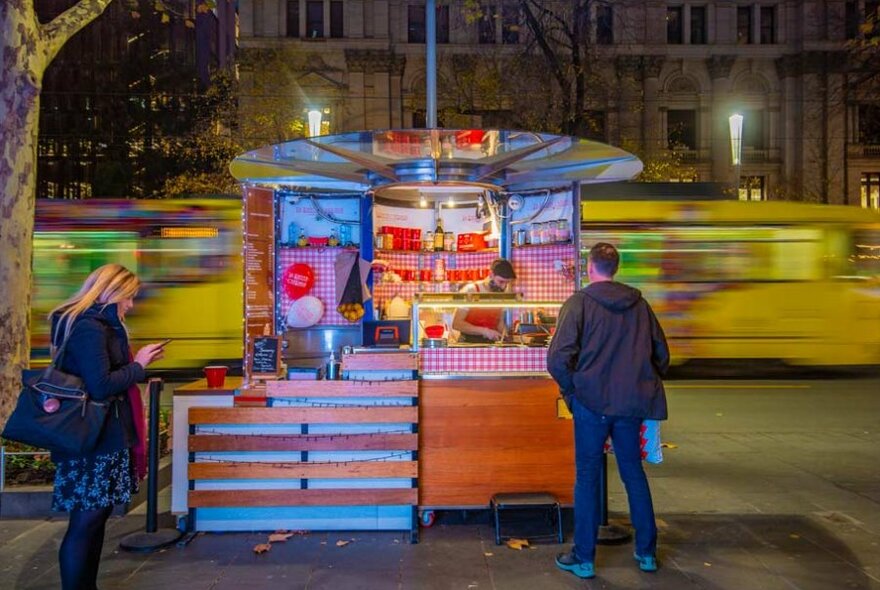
top-left (426, 0), bottom-right (437, 128)
top-left (120, 378), bottom-right (183, 552)
top-left (146, 378), bottom-right (161, 533)
top-left (596, 452), bottom-right (632, 545)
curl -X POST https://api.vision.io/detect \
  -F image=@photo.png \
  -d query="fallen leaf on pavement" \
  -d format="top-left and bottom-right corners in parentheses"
top-left (336, 540), bottom-right (351, 547)
top-left (505, 538), bottom-right (529, 550)
top-left (253, 543), bottom-right (272, 554)
top-left (790, 534), bottom-right (800, 539)
top-left (269, 533), bottom-right (294, 543)
top-left (703, 562), bottom-right (712, 567)
top-left (484, 552), bottom-right (494, 557)
top-left (661, 442), bottom-right (678, 449)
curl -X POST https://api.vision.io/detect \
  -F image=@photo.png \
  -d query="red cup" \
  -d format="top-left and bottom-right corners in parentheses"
top-left (204, 365), bottom-right (228, 388)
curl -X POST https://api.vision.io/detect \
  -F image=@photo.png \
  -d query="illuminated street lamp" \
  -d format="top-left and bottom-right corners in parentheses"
top-left (308, 109), bottom-right (323, 138)
top-left (729, 113), bottom-right (743, 200)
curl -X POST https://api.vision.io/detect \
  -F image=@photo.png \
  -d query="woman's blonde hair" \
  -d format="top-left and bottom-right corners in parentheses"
top-left (49, 264), bottom-right (140, 345)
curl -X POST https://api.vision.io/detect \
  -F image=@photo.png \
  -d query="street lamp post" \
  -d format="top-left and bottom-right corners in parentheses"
top-left (308, 109), bottom-right (323, 138)
top-left (729, 113), bottom-right (743, 200)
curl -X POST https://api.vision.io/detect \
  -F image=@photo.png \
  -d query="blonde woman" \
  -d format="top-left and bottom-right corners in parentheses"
top-left (48, 264), bottom-right (164, 590)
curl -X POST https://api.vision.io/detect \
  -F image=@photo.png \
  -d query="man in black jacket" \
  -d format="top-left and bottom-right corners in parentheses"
top-left (547, 242), bottom-right (670, 579)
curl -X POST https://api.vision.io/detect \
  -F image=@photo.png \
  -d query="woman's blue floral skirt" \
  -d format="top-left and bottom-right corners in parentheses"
top-left (52, 449), bottom-right (138, 512)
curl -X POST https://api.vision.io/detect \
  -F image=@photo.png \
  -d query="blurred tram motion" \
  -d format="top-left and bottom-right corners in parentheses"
top-left (31, 198), bottom-right (242, 376)
top-left (31, 198), bottom-right (880, 373)
top-left (580, 200), bottom-right (880, 368)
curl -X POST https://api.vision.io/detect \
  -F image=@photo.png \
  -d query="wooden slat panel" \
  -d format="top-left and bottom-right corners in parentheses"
top-left (189, 406), bottom-right (417, 425)
top-left (267, 379), bottom-right (418, 398)
top-left (189, 461), bottom-right (418, 480)
top-left (419, 378), bottom-right (575, 507)
top-left (189, 488), bottom-right (418, 508)
top-left (341, 352), bottom-right (418, 371)
top-left (189, 433), bottom-right (419, 452)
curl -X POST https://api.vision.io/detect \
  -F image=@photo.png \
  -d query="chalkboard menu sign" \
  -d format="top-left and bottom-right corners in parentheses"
top-left (250, 336), bottom-right (281, 378)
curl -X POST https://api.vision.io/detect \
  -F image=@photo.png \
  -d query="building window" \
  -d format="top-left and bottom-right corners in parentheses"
top-left (582, 110), bottom-right (606, 141)
top-left (437, 5), bottom-right (450, 43)
top-left (862, 172), bottom-right (880, 209)
top-left (407, 4), bottom-right (448, 44)
top-left (868, 1), bottom-right (880, 38)
top-left (306, 0), bottom-right (323, 38)
top-left (667, 109), bottom-right (697, 150)
top-left (739, 175), bottom-right (766, 201)
top-left (846, 1), bottom-right (859, 39)
top-left (502, 5), bottom-right (520, 44)
top-left (330, 1), bottom-right (343, 38)
top-left (690, 6), bottom-right (707, 44)
top-left (743, 109), bottom-right (765, 150)
top-left (408, 5), bottom-right (426, 43)
top-left (286, 1), bottom-right (300, 38)
top-left (479, 5), bottom-right (497, 44)
top-left (667, 6), bottom-right (683, 44)
top-left (859, 104), bottom-right (880, 144)
top-left (737, 6), bottom-right (753, 44)
top-left (596, 5), bottom-right (613, 44)
top-left (760, 6), bottom-right (775, 43)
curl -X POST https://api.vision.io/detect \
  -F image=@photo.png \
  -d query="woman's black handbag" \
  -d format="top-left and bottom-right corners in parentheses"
top-left (1, 336), bottom-right (111, 456)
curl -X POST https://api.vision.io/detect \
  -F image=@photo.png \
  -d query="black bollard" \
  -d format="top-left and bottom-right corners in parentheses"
top-left (596, 452), bottom-right (632, 545)
top-left (120, 378), bottom-right (184, 552)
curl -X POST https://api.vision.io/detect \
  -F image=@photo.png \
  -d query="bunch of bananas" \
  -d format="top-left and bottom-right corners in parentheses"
top-left (337, 302), bottom-right (364, 322)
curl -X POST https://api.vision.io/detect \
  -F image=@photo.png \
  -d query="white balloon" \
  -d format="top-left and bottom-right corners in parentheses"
top-left (286, 296), bottom-right (324, 328)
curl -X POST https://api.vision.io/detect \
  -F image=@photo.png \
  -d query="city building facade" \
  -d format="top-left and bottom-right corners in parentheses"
top-left (36, 0), bottom-right (237, 199)
top-left (240, 0), bottom-right (880, 207)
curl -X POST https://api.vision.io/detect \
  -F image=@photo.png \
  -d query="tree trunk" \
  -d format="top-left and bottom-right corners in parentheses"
top-left (0, 0), bottom-right (113, 427)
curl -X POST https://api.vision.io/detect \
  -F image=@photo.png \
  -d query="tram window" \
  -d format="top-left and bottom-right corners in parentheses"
top-left (851, 229), bottom-right (880, 278)
top-left (582, 226), bottom-right (821, 283)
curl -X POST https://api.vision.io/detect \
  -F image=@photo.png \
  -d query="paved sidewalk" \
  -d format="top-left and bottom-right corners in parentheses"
top-left (1, 380), bottom-right (879, 589)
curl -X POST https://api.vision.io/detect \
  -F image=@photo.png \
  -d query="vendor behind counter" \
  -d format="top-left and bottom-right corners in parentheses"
top-left (452, 258), bottom-right (516, 344)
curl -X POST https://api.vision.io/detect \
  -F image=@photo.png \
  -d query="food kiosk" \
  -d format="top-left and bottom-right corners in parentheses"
top-left (172, 129), bottom-right (642, 537)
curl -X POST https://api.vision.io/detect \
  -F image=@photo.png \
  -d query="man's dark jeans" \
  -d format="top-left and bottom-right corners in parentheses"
top-left (571, 397), bottom-right (657, 561)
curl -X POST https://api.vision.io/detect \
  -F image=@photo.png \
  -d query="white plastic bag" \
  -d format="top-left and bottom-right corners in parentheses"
top-left (603, 419), bottom-right (663, 464)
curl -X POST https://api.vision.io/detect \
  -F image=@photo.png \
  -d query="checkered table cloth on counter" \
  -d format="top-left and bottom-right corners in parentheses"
top-left (420, 347), bottom-right (549, 374)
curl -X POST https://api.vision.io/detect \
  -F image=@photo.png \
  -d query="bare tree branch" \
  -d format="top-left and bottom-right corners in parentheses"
top-left (41, 0), bottom-right (114, 64)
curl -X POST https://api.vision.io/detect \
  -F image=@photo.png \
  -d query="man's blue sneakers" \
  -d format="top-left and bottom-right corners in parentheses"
top-left (634, 552), bottom-right (659, 572)
top-left (555, 552), bottom-right (595, 579)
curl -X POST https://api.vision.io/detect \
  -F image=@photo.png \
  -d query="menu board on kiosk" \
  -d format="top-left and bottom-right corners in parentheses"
top-left (250, 335), bottom-right (281, 379)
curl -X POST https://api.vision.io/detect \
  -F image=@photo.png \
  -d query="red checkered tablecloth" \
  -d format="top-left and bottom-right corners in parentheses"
top-left (420, 348), bottom-right (548, 374)
top-left (278, 247), bottom-right (354, 326)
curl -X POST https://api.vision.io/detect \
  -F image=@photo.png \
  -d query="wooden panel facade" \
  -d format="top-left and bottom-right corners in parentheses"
top-left (419, 378), bottom-right (575, 507)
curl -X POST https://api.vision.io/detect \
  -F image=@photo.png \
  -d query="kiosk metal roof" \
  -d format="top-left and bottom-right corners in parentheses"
top-left (230, 129), bottom-right (643, 194)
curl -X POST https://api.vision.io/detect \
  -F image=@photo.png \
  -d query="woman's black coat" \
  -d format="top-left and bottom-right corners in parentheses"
top-left (50, 303), bottom-right (145, 461)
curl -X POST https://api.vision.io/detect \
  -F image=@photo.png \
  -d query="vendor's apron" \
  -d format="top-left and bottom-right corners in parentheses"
top-left (460, 283), bottom-right (503, 343)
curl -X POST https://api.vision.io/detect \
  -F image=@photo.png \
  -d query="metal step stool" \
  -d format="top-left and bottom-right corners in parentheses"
top-left (490, 492), bottom-right (564, 545)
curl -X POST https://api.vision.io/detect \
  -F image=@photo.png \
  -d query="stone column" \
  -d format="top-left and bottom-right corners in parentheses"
top-left (825, 52), bottom-right (848, 204)
top-left (775, 54), bottom-right (801, 196)
top-left (616, 56), bottom-right (645, 149)
top-left (642, 56), bottom-right (665, 155)
top-left (801, 52), bottom-right (828, 202)
top-left (706, 55), bottom-right (737, 183)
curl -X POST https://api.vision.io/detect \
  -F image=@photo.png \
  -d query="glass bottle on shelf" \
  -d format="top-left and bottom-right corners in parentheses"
top-left (529, 223), bottom-right (541, 245)
top-left (296, 229), bottom-right (308, 247)
top-left (557, 219), bottom-right (570, 243)
top-left (444, 231), bottom-right (455, 252)
top-left (328, 227), bottom-right (340, 247)
top-left (434, 217), bottom-right (445, 251)
top-left (424, 231), bottom-right (435, 251)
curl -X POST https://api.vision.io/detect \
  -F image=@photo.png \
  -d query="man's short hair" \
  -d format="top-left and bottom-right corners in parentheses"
top-left (490, 258), bottom-right (517, 279)
top-left (589, 242), bottom-right (619, 277)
